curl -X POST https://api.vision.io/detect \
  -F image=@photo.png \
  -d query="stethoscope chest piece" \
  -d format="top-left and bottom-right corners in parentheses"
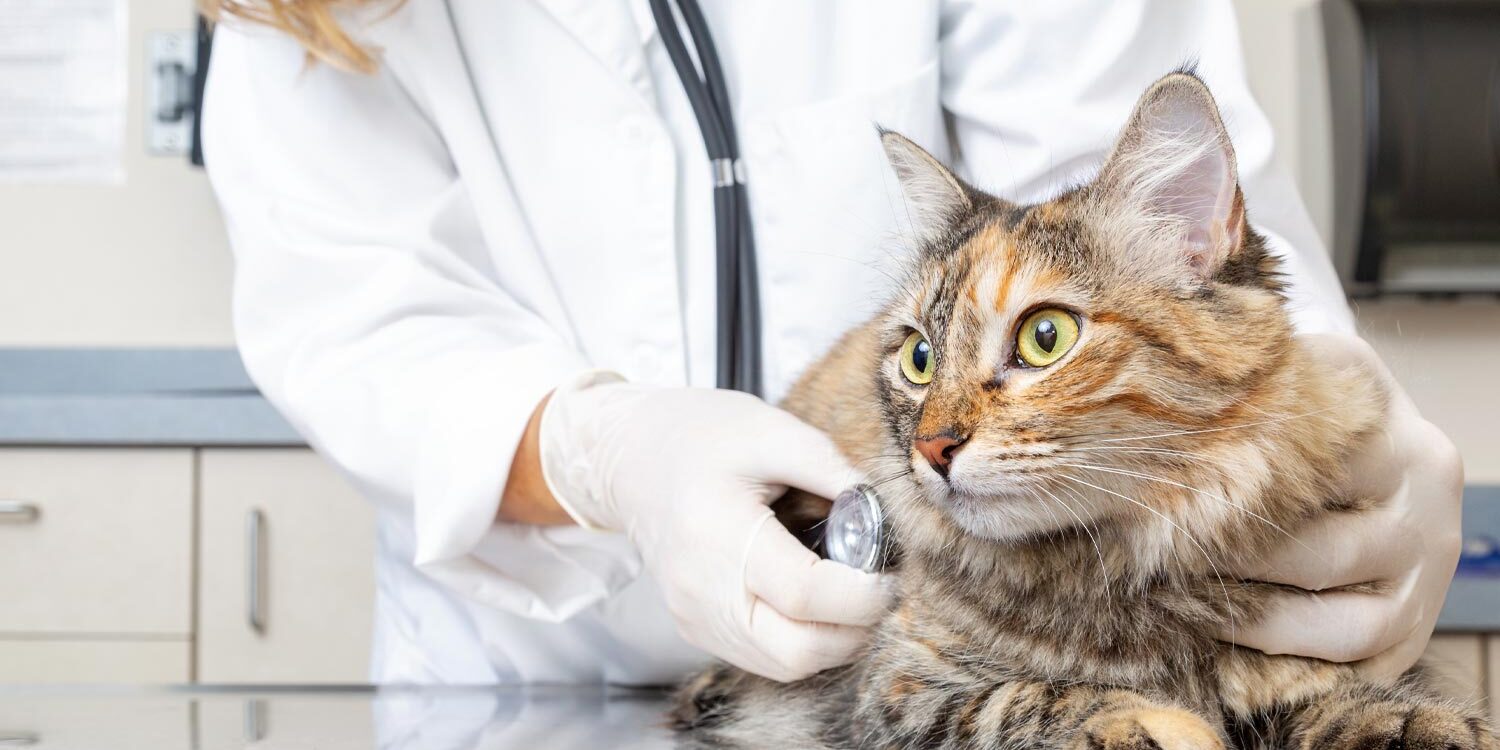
top-left (824, 484), bottom-right (888, 573)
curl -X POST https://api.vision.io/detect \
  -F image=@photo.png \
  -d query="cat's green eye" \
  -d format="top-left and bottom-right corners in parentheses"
top-left (1016, 308), bottom-right (1080, 368)
top-left (899, 331), bottom-right (934, 385)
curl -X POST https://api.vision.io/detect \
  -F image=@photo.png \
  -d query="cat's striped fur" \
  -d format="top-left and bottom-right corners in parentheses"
top-left (669, 72), bottom-right (1488, 750)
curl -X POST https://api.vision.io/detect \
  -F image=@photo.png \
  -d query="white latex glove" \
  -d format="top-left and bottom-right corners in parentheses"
top-left (539, 372), bottom-right (891, 682)
top-left (1221, 333), bottom-right (1464, 681)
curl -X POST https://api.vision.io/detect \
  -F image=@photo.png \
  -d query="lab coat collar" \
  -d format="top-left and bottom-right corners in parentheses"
top-left (532, 0), bottom-right (658, 107)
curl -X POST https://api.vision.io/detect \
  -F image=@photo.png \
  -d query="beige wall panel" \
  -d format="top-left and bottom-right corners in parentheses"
top-left (1423, 634), bottom-right (1487, 706)
top-left (1491, 636), bottom-right (1500, 725)
top-left (0, 0), bottom-right (234, 346)
top-left (1355, 300), bottom-right (1500, 483)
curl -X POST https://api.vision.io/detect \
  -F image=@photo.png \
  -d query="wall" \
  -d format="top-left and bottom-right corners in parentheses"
top-left (1233, 0), bottom-right (1500, 483)
top-left (0, 0), bottom-right (234, 347)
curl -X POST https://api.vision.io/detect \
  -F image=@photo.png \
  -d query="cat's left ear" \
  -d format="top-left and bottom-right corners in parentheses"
top-left (1094, 72), bottom-right (1247, 281)
top-left (879, 129), bottom-right (973, 246)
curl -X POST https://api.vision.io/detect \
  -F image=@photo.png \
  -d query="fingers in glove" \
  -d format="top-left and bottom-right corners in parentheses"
top-left (1232, 510), bottom-right (1416, 591)
top-left (744, 409), bottom-right (865, 501)
top-left (744, 518), bottom-right (891, 627)
top-left (1354, 624), bottom-right (1436, 685)
top-left (1215, 587), bottom-right (1421, 663)
top-left (744, 596), bottom-right (871, 682)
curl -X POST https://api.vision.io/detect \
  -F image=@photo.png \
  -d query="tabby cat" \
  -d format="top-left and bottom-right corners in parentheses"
top-left (669, 72), bottom-right (1490, 750)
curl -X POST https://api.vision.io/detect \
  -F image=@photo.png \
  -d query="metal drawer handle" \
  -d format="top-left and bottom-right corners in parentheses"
top-left (244, 699), bottom-right (267, 742)
top-left (247, 508), bottom-right (266, 635)
top-left (0, 502), bottom-right (39, 524)
top-left (0, 732), bottom-right (39, 747)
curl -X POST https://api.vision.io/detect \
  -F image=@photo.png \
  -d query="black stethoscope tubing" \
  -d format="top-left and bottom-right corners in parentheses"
top-left (647, 0), bottom-right (762, 395)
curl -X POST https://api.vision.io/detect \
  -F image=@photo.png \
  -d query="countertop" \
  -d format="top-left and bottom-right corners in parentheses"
top-left (0, 685), bottom-right (680, 749)
top-left (0, 349), bottom-right (301, 446)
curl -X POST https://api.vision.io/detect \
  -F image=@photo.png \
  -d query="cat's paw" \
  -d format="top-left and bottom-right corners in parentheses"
top-left (1299, 701), bottom-right (1497, 750)
top-left (669, 664), bottom-right (750, 731)
top-left (1075, 706), bottom-right (1225, 750)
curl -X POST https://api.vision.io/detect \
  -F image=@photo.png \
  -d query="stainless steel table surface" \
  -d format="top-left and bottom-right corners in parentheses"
top-left (0, 685), bottom-right (681, 749)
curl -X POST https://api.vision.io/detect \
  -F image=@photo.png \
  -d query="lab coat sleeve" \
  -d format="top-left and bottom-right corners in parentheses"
top-left (938, 0), bottom-right (1355, 334)
top-left (202, 25), bottom-right (640, 623)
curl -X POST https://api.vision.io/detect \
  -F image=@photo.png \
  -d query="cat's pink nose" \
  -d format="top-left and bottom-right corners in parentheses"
top-left (915, 432), bottom-right (967, 477)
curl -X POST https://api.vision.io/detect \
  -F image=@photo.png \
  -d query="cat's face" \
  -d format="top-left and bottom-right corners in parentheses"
top-left (874, 73), bottom-right (1290, 542)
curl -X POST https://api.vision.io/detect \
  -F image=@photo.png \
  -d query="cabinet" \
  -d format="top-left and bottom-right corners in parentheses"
top-left (196, 449), bottom-right (376, 684)
top-left (194, 693), bottom-right (376, 750)
top-left (0, 446), bottom-right (375, 685)
top-left (0, 449), bottom-right (193, 635)
top-left (0, 695), bottom-right (192, 750)
top-left (0, 449), bottom-right (193, 683)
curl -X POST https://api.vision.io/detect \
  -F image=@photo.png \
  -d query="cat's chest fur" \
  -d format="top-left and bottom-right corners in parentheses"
top-left (858, 533), bottom-right (1236, 715)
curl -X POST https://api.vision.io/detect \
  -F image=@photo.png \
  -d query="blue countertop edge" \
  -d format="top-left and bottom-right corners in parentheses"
top-left (1437, 485), bottom-right (1500, 632)
top-left (0, 393), bottom-right (303, 446)
top-left (0, 348), bottom-right (303, 446)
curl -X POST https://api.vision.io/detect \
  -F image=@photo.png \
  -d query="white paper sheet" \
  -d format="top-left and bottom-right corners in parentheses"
top-left (0, 0), bottom-right (127, 183)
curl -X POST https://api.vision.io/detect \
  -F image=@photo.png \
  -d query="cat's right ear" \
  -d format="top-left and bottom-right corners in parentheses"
top-left (1092, 72), bottom-right (1246, 283)
top-left (880, 129), bottom-right (972, 245)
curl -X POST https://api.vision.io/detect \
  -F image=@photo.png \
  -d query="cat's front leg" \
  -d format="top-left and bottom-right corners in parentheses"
top-left (852, 671), bottom-right (1223, 750)
top-left (1284, 679), bottom-right (1497, 750)
top-left (1067, 693), bottom-right (1226, 750)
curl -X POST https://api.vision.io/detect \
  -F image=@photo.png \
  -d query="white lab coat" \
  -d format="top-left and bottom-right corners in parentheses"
top-left (202, 0), bottom-right (1354, 685)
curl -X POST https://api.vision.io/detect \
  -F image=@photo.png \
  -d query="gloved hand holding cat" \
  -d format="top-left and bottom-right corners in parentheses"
top-left (1216, 331), bottom-right (1462, 684)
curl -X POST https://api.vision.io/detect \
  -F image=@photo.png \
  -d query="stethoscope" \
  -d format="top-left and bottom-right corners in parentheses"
top-left (650, 0), bottom-right (889, 572)
top-left (647, 0), bottom-right (761, 396)
top-left (443, 0), bottom-right (888, 567)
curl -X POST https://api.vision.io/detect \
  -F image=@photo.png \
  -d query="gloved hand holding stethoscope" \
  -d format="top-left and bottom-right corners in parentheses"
top-left (522, 0), bottom-right (892, 684)
top-left (539, 372), bottom-right (891, 683)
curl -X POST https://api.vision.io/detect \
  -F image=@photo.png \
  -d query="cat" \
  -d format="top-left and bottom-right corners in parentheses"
top-left (668, 71), bottom-right (1491, 750)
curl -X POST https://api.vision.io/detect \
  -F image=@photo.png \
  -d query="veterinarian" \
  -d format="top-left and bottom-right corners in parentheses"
top-left (201, 0), bottom-right (1462, 685)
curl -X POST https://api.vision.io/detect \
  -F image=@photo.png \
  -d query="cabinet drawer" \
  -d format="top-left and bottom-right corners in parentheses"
top-left (197, 449), bottom-right (375, 684)
top-left (0, 449), bottom-right (192, 635)
top-left (0, 695), bottom-right (190, 749)
top-left (0, 640), bottom-right (190, 683)
top-left (196, 694), bottom-right (375, 749)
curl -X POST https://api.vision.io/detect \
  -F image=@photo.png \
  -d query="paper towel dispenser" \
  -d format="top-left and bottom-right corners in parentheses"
top-left (1322, 0), bottom-right (1500, 296)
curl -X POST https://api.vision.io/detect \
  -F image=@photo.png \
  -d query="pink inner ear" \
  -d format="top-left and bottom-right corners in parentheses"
top-left (1142, 102), bottom-right (1237, 276)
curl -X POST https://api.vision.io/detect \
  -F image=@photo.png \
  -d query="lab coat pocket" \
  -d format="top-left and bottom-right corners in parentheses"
top-left (742, 60), bottom-right (942, 401)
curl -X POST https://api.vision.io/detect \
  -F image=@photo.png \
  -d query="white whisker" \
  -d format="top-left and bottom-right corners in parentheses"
top-left (1056, 461), bottom-right (1322, 564)
top-left (1038, 484), bottom-right (1111, 595)
top-left (1095, 405), bottom-right (1343, 444)
top-left (1056, 472), bottom-right (1237, 642)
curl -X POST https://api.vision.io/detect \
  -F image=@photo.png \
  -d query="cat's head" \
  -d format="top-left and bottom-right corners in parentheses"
top-left (872, 72), bottom-right (1297, 546)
